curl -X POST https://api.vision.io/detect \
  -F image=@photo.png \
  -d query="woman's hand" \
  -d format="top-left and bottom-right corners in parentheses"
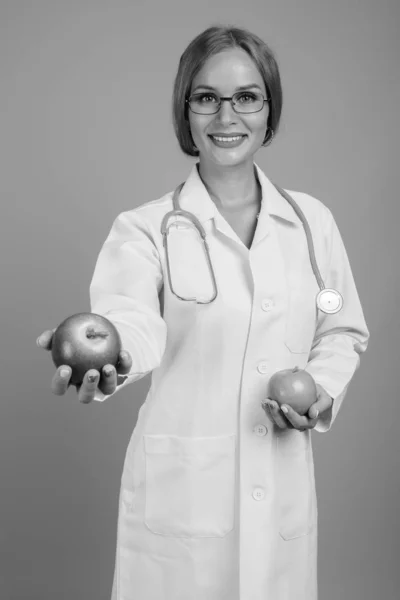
top-left (261, 383), bottom-right (333, 431)
top-left (36, 328), bottom-right (133, 404)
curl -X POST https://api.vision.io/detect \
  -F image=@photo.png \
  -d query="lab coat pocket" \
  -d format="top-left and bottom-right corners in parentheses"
top-left (144, 434), bottom-right (236, 538)
top-left (276, 430), bottom-right (315, 540)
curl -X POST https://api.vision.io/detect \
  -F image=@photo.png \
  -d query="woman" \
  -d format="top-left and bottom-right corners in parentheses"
top-left (37, 25), bottom-right (369, 600)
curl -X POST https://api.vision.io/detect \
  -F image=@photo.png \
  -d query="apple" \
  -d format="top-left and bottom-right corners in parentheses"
top-left (268, 366), bottom-right (317, 416)
top-left (51, 313), bottom-right (122, 385)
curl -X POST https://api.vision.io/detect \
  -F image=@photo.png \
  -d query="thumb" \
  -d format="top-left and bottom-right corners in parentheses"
top-left (36, 328), bottom-right (56, 350)
top-left (308, 384), bottom-right (333, 419)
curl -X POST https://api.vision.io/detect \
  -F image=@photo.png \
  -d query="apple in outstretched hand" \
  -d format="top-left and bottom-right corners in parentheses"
top-left (268, 366), bottom-right (317, 416)
top-left (51, 313), bottom-right (122, 385)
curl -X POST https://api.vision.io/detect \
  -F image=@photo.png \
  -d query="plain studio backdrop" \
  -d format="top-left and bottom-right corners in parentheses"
top-left (1, 1), bottom-right (399, 599)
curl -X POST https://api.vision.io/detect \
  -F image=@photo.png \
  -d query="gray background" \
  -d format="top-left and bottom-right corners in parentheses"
top-left (1, 1), bottom-right (399, 599)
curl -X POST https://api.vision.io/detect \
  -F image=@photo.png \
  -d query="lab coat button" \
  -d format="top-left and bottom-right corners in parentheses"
top-left (254, 424), bottom-right (267, 436)
top-left (262, 299), bottom-right (274, 311)
top-left (253, 488), bottom-right (265, 501)
top-left (257, 362), bottom-right (269, 374)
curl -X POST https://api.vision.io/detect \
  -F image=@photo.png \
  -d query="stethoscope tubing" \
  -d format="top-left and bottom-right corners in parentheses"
top-left (160, 180), bottom-right (343, 313)
top-left (161, 182), bottom-right (218, 304)
top-left (273, 185), bottom-right (325, 290)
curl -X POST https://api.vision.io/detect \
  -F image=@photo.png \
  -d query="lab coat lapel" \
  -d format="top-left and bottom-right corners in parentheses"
top-left (177, 164), bottom-right (239, 245)
top-left (175, 164), bottom-right (216, 224)
top-left (252, 163), bottom-right (301, 247)
top-left (175, 161), bottom-right (301, 248)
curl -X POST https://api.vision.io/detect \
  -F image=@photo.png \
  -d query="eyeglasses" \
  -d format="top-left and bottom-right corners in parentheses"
top-left (186, 91), bottom-right (269, 115)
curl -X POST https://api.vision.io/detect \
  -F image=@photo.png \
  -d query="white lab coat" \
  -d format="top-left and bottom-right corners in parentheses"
top-left (89, 162), bottom-right (369, 600)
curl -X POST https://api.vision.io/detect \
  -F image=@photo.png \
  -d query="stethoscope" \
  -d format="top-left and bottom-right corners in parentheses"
top-left (160, 181), bottom-right (343, 314)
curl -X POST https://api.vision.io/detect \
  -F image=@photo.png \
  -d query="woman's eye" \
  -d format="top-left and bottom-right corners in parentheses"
top-left (199, 94), bottom-right (217, 103)
top-left (237, 93), bottom-right (257, 103)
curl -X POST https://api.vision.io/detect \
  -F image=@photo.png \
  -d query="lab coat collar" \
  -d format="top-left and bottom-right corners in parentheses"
top-left (177, 162), bottom-right (300, 227)
top-left (254, 163), bottom-right (301, 225)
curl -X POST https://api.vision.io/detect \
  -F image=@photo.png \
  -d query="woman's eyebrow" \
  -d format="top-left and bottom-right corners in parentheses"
top-left (192, 84), bottom-right (262, 93)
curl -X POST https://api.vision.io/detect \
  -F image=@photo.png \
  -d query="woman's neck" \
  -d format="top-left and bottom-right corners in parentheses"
top-left (197, 160), bottom-right (261, 213)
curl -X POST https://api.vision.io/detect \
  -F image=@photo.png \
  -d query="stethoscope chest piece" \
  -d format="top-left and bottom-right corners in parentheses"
top-left (316, 288), bottom-right (343, 314)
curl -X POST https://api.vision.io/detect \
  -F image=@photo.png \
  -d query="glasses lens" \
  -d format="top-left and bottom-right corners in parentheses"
top-left (189, 93), bottom-right (220, 114)
top-left (233, 92), bottom-right (264, 113)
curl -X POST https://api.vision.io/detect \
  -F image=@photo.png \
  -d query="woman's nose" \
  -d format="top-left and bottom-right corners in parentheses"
top-left (215, 100), bottom-right (238, 125)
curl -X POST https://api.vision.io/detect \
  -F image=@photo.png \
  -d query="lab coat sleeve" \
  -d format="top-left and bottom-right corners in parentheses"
top-left (304, 207), bottom-right (370, 432)
top-left (89, 210), bottom-right (167, 402)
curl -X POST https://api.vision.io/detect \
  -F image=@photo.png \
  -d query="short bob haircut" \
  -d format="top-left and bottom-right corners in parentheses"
top-left (172, 25), bottom-right (283, 157)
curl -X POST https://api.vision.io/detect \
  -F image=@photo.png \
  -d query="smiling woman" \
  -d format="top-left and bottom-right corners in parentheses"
top-left (37, 23), bottom-right (370, 600)
top-left (170, 28), bottom-right (283, 224)
top-left (173, 26), bottom-right (282, 156)
top-left (189, 57), bottom-right (269, 157)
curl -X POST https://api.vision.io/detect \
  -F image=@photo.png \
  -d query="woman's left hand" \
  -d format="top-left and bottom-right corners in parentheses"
top-left (261, 383), bottom-right (333, 431)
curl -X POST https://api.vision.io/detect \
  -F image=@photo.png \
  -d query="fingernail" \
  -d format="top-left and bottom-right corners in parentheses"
top-left (88, 374), bottom-right (97, 383)
top-left (315, 410), bottom-right (319, 418)
top-left (36, 337), bottom-right (42, 347)
top-left (281, 405), bottom-right (288, 414)
top-left (60, 368), bottom-right (70, 377)
top-left (104, 368), bottom-right (113, 377)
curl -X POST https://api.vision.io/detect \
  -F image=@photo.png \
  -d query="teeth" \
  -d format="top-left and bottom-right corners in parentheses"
top-left (212, 135), bottom-right (244, 142)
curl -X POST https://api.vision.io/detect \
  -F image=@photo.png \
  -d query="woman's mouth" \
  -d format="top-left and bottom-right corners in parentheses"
top-left (208, 134), bottom-right (247, 148)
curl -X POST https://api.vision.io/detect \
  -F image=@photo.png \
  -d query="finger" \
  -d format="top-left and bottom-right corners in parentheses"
top-left (279, 404), bottom-right (308, 429)
top-left (266, 400), bottom-right (289, 429)
top-left (261, 402), bottom-right (277, 426)
top-left (116, 350), bottom-right (132, 376)
top-left (36, 328), bottom-right (56, 351)
top-left (51, 365), bottom-right (72, 396)
top-left (261, 401), bottom-right (270, 417)
top-left (281, 404), bottom-right (318, 431)
top-left (78, 370), bottom-right (100, 404)
top-left (98, 364), bottom-right (118, 397)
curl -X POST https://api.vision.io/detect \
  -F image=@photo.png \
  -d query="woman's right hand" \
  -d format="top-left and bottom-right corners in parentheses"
top-left (36, 328), bottom-right (133, 403)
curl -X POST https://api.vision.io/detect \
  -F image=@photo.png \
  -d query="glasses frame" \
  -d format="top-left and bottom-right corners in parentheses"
top-left (186, 91), bottom-right (270, 115)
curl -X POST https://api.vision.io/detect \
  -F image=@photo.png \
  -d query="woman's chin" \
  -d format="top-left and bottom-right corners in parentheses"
top-left (199, 148), bottom-right (255, 168)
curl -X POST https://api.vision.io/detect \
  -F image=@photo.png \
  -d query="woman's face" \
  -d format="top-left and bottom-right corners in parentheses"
top-left (188, 48), bottom-right (269, 168)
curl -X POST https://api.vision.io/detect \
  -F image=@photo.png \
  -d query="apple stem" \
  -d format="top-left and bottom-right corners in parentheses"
top-left (293, 366), bottom-right (300, 372)
top-left (86, 327), bottom-right (109, 339)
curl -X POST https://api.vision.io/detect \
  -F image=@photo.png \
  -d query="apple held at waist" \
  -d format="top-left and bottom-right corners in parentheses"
top-left (268, 366), bottom-right (317, 416)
